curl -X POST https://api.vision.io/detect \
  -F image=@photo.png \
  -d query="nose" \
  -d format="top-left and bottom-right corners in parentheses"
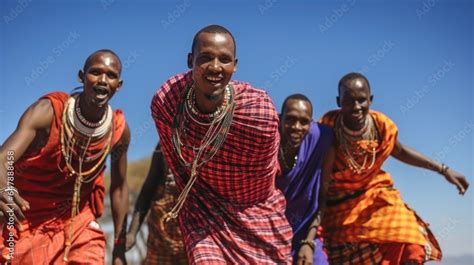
top-left (353, 101), bottom-right (362, 111)
top-left (98, 74), bottom-right (108, 85)
top-left (291, 121), bottom-right (302, 130)
top-left (209, 58), bottom-right (222, 72)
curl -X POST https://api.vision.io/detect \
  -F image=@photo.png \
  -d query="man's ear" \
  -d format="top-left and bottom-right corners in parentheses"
top-left (117, 80), bottom-right (123, 91)
top-left (78, 70), bottom-right (84, 83)
top-left (370, 95), bottom-right (374, 105)
top-left (336, 96), bottom-right (341, 108)
top-left (233, 58), bottom-right (238, 72)
top-left (187, 53), bottom-right (193, 69)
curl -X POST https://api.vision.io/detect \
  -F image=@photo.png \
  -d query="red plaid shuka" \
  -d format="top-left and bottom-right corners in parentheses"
top-left (151, 72), bottom-right (293, 264)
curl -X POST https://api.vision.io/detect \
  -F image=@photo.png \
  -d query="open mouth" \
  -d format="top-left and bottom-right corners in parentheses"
top-left (205, 75), bottom-right (223, 85)
top-left (351, 112), bottom-right (364, 122)
top-left (93, 85), bottom-right (110, 99)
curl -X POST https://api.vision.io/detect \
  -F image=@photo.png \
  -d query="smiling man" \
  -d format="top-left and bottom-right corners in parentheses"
top-left (276, 94), bottom-right (333, 265)
top-left (319, 72), bottom-right (469, 264)
top-left (151, 25), bottom-right (293, 264)
top-left (0, 49), bottom-right (130, 265)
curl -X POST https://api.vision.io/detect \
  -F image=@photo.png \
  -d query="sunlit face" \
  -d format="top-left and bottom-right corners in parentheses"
top-left (281, 99), bottom-right (312, 149)
top-left (79, 52), bottom-right (122, 108)
top-left (187, 32), bottom-right (237, 100)
top-left (337, 78), bottom-right (372, 130)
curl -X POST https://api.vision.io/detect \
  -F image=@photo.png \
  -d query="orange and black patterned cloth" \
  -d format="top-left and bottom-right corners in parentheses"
top-left (144, 171), bottom-right (187, 264)
top-left (152, 72), bottom-right (292, 264)
top-left (319, 110), bottom-right (442, 265)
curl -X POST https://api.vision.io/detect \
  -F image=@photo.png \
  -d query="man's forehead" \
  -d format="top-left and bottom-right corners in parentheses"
top-left (341, 78), bottom-right (370, 94)
top-left (88, 52), bottom-right (119, 65)
top-left (284, 99), bottom-right (312, 114)
top-left (197, 32), bottom-right (234, 47)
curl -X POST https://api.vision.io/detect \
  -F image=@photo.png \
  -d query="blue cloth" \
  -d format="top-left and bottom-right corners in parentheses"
top-left (276, 122), bottom-right (333, 264)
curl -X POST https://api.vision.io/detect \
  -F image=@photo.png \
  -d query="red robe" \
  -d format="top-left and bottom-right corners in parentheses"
top-left (152, 72), bottom-right (293, 264)
top-left (1, 91), bottom-right (125, 264)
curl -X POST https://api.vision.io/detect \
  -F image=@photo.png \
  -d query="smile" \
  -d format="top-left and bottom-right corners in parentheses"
top-left (205, 76), bottom-right (223, 82)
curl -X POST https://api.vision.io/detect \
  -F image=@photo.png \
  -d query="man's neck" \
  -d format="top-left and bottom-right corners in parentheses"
top-left (78, 93), bottom-right (107, 123)
top-left (194, 90), bottom-right (225, 114)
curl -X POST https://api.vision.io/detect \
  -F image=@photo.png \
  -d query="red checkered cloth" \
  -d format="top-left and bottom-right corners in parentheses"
top-left (151, 72), bottom-right (293, 264)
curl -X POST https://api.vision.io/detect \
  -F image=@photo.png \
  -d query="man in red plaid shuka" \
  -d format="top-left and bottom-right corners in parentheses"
top-left (151, 25), bottom-right (293, 264)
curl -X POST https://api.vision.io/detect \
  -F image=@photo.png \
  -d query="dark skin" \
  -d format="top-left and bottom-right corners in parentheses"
top-left (187, 32), bottom-right (238, 114)
top-left (125, 144), bottom-right (167, 251)
top-left (297, 146), bottom-right (335, 265)
top-left (279, 98), bottom-right (335, 264)
top-left (280, 99), bottom-right (313, 171)
top-left (0, 51), bottom-right (129, 265)
top-left (336, 76), bottom-right (469, 194)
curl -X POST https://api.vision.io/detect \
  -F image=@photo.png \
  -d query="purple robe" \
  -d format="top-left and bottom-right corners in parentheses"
top-left (276, 122), bottom-right (332, 264)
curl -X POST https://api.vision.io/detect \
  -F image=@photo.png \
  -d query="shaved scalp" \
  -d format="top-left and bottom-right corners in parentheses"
top-left (83, 49), bottom-right (122, 74)
top-left (191, 24), bottom-right (237, 56)
top-left (338, 72), bottom-right (371, 96)
top-left (281, 93), bottom-right (313, 116)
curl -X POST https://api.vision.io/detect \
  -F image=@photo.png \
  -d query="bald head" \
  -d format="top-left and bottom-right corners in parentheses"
top-left (191, 25), bottom-right (236, 56)
top-left (83, 49), bottom-right (122, 74)
top-left (338, 72), bottom-right (371, 96)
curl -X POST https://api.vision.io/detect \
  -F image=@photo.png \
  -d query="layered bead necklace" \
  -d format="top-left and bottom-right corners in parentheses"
top-left (167, 83), bottom-right (235, 221)
top-left (335, 113), bottom-right (379, 174)
top-left (60, 95), bottom-right (113, 262)
top-left (279, 146), bottom-right (298, 172)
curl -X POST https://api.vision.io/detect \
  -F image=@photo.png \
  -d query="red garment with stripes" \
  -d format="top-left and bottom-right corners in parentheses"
top-left (151, 72), bottom-right (293, 264)
top-left (8, 92), bottom-right (125, 225)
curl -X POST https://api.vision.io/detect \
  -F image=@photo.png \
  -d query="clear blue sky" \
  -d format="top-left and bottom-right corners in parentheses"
top-left (1, 0), bottom-right (472, 260)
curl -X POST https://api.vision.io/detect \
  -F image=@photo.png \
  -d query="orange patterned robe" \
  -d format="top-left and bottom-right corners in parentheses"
top-left (320, 110), bottom-right (441, 265)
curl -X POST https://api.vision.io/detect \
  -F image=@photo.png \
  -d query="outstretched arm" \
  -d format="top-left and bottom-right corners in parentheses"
top-left (110, 123), bottom-right (131, 265)
top-left (0, 99), bottom-right (52, 230)
top-left (126, 143), bottom-right (167, 251)
top-left (297, 145), bottom-right (335, 265)
top-left (391, 140), bottom-right (469, 195)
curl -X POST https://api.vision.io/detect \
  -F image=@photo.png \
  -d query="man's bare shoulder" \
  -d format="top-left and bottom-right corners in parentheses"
top-left (22, 98), bottom-right (54, 130)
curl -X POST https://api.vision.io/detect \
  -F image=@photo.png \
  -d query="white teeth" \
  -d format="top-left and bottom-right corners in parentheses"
top-left (206, 76), bottom-right (222, 81)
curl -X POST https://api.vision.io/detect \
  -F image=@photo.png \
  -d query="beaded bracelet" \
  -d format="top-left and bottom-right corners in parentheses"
top-left (300, 239), bottom-right (315, 251)
top-left (439, 163), bottom-right (449, 175)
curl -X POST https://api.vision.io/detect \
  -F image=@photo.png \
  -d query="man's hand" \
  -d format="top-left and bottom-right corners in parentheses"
top-left (125, 231), bottom-right (137, 251)
top-left (296, 244), bottom-right (313, 265)
top-left (443, 168), bottom-right (469, 195)
top-left (0, 187), bottom-right (29, 231)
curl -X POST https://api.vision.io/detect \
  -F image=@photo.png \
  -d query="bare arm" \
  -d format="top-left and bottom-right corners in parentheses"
top-left (110, 123), bottom-right (130, 265)
top-left (0, 99), bottom-right (53, 230)
top-left (391, 140), bottom-right (469, 195)
top-left (297, 145), bottom-right (335, 265)
top-left (126, 143), bottom-right (167, 251)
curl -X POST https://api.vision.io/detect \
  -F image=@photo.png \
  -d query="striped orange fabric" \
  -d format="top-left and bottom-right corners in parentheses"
top-left (320, 110), bottom-right (441, 263)
top-left (144, 182), bottom-right (187, 265)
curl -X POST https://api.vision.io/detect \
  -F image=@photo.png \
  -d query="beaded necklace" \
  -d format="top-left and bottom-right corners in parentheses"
top-left (75, 96), bottom-right (108, 128)
top-left (279, 146), bottom-right (298, 172)
top-left (166, 83), bottom-right (235, 221)
top-left (60, 95), bottom-right (114, 262)
top-left (335, 113), bottom-right (378, 174)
